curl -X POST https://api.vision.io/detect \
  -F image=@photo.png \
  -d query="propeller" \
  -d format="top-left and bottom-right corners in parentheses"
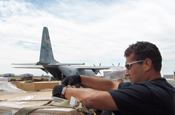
top-left (93, 63), bottom-right (101, 66)
top-left (93, 63), bottom-right (102, 75)
top-left (118, 63), bottom-right (120, 66)
top-left (112, 63), bottom-right (120, 66)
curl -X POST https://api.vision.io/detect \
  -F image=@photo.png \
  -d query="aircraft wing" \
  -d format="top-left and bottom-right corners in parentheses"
top-left (76, 66), bottom-right (111, 74)
top-left (76, 66), bottom-right (111, 70)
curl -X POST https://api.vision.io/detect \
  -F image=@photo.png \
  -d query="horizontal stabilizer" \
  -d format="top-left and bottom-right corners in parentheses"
top-left (12, 63), bottom-right (37, 65)
top-left (13, 67), bottom-right (43, 69)
top-left (13, 67), bottom-right (49, 73)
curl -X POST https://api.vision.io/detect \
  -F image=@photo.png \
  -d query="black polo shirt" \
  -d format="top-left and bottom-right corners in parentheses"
top-left (108, 78), bottom-right (175, 115)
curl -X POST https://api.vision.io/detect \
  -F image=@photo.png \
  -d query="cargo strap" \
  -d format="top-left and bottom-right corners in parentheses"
top-left (14, 98), bottom-right (91, 115)
top-left (69, 96), bottom-right (89, 113)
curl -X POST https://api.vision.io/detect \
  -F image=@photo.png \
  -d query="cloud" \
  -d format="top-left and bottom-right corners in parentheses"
top-left (0, 0), bottom-right (175, 76)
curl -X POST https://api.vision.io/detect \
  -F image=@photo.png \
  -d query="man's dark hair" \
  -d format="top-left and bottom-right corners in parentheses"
top-left (124, 41), bottom-right (162, 72)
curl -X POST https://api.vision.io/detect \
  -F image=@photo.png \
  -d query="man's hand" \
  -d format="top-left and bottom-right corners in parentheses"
top-left (52, 85), bottom-right (65, 98)
top-left (62, 75), bottom-right (81, 86)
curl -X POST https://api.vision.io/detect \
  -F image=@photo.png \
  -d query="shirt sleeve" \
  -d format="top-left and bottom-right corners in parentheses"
top-left (108, 84), bottom-right (154, 115)
top-left (118, 82), bottom-right (132, 89)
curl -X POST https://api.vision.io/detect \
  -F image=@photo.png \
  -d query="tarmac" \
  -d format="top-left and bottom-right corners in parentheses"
top-left (166, 79), bottom-right (175, 87)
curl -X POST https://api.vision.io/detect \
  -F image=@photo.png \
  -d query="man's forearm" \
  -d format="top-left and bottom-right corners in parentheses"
top-left (64, 87), bottom-right (91, 100)
top-left (64, 87), bottom-right (118, 110)
top-left (80, 75), bottom-right (119, 91)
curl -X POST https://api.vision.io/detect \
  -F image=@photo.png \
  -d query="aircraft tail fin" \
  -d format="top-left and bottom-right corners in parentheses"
top-left (39, 27), bottom-right (58, 64)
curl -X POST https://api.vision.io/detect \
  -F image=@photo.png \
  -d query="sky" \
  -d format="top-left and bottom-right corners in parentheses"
top-left (0, 0), bottom-right (175, 77)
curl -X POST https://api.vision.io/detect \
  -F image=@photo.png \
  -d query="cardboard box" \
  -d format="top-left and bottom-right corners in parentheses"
top-left (34, 81), bottom-right (59, 91)
top-left (0, 91), bottom-right (52, 101)
top-left (12, 81), bottom-right (60, 91)
top-left (0, 105), bottom-right (82, 115)
top-left (0, 92), bottom-right (83, 115)
top-left (14, 82), bottom-right (35, 91)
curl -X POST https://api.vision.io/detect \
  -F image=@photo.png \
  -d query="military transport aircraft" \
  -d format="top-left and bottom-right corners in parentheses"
top-left (12, 27), bottom-right (113, 80)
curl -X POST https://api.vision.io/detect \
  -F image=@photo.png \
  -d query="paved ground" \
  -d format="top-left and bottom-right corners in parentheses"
top-left (167, 79), bottom-right (175, 87)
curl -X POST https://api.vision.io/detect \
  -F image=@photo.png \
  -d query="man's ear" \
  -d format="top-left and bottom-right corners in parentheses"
top-left (144, 58), bottom-right (152, 71)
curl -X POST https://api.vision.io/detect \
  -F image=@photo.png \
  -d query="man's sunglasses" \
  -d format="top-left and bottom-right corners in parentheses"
top-left (125, 60), bottom-right (144, 70)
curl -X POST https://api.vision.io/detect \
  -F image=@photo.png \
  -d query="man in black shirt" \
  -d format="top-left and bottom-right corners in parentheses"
top-left (53, 41), bottom-right (175, 115)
